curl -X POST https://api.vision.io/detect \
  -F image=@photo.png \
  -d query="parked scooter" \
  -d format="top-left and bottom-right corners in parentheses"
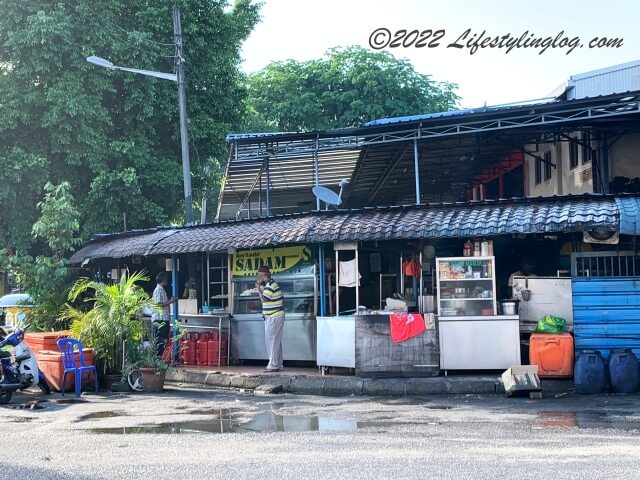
top-left (0, 326), bottom-right (51, 404)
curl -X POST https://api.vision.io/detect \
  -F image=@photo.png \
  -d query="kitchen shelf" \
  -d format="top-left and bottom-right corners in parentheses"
top-left (208, 254), bottom-right (229, 310)
top-left (439, 278), bottom-right (493, 282)
top-left (440, 297), bottom-right (495, 301)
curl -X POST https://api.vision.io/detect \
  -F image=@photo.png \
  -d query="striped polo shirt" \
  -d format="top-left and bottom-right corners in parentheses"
top-left (261, 279), bottom-right (284, 318)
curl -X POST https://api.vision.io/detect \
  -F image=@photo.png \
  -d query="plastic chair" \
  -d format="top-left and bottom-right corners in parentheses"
top-left (56, 338), bottom-right (99, 398)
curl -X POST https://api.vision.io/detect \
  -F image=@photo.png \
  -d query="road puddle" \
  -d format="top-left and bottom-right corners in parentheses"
top-left (89, 410), bottom-right (359, 434)
top-left (535, 411), bottom-right (640, 430)
top-left (76, 410), bottom-right (128, 421)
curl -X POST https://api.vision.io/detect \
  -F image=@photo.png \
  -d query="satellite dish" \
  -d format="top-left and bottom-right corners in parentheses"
top-left (312, 185), bottom-right (342, 209)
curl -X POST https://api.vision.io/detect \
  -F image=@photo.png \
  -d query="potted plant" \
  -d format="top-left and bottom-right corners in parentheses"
top-left (63, 270), bottom-right (151, 384)
top-left (124, 332), bottom-right (170, 393)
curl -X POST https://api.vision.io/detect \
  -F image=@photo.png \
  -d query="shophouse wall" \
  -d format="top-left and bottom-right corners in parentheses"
top-left (523, 130), bottom-right (640, 197)
top-left (610, 133), bottom-right (640, 179)
top-left (525, 138), bottom-right (594, 197)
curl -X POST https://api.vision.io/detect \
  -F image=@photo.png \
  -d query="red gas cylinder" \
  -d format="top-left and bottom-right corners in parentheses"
top-left (196, 333), bottom-right (210, 366)
top-left (207, 336), bottom-right (228, 366)
top-left (181, 332), bottom-right (198, 365)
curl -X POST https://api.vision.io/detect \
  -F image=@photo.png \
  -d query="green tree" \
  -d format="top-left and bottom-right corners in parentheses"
top-left (0, 0), bottom-right (261, 251)
top-left (245, 46), bottom-right (459, 132)
top-left (2, 182), bottom-right (81, 331)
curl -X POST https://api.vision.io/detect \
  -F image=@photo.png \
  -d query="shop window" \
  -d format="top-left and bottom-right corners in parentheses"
top-left (544, 152), bottom-right (552, 181)
top-left (569, 138), bottom-right (579, 169)
top-left (582, 131), bottom-right (592, 164)
top-left (534, 157), bottom-right (542, 185)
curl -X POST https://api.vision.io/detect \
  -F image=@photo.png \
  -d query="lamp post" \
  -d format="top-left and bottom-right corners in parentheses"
top-left (86, 11), bottom-right (194, 225)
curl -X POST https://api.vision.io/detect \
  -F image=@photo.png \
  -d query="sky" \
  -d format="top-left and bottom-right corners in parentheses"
top-left (240, 0), bottom-right (640, 109)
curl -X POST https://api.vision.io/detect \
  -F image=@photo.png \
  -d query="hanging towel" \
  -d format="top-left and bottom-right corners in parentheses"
top-left (338, 259), bottom-right (360, 287)
top-left (389, 313), bottom-right (426, 343)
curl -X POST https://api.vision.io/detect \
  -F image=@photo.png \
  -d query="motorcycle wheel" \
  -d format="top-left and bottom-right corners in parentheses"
top-left (0, 390), bottom-right (12, 404)
top-left (38, 379), bottom-right (51, 395)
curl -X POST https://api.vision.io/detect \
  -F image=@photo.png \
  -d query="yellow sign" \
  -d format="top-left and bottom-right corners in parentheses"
top-left (232, 246), bottom-right (312, 276)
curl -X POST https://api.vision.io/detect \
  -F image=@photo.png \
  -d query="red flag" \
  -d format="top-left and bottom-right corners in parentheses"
top-left (389, 313), bottom-right (426, 343)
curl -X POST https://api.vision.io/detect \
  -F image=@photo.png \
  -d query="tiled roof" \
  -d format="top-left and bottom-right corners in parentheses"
top-left (69, 195), bottom-right (623, 263)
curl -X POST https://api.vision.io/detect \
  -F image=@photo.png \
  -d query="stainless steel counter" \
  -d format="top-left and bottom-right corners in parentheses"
top-left (231, 314), bottom-right (316, 362)
top-left (438, 314), bottom-right (521, 371)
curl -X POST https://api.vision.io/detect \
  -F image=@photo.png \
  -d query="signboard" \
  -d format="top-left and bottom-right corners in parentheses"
top-left (232, 246), bottom-right (313, 276)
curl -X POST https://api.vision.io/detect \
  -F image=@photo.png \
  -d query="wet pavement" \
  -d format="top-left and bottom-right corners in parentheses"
top-left (0, 385), bottom-right (639, 479)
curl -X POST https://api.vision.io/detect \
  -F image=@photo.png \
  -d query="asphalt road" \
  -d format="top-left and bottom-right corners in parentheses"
top-left (0, 385), bottom-right (639, 480)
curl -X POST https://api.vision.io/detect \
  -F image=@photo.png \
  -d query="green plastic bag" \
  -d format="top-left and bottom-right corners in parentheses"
top-left (535, 315), bottom-right (566, 334)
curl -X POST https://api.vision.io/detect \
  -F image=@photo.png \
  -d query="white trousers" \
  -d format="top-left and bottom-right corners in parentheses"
top-left (264, 314), bottom-right (285, 369)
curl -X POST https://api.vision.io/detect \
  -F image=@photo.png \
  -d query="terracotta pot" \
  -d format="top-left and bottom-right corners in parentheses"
top-left (139, 368), bottom-right (165, 393)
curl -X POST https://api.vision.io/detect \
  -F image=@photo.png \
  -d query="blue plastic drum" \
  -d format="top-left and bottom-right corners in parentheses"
top-left (574, 350), bottom-right (607, 394)
top-left (608, 349), bottom-right (639, 394)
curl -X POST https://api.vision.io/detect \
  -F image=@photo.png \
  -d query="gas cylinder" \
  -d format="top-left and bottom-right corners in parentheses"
top-left (196, 333), bottom-right (210, 366)
top-left (207, 335), bottom-right (228, 366)
top-left (181, 332), bottom-right (198, 365)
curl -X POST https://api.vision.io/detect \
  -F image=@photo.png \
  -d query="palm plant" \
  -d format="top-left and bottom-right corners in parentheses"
top-left (64, 270), bottom-right (152, 376)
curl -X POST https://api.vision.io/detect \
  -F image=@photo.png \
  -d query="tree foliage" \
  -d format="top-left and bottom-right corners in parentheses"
top-left (0, 0), bottom-right (261, 253)
top-left (2, 182), bottom-right (81, 331)
top-left (245, 46), bottom-right (460, 132)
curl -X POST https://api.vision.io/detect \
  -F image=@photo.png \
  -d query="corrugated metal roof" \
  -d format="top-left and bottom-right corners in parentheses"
top-left (70, 195), bottom-right (622, 263)
top-left (615, 197), bottom-right (640, 235)
top-left (363, 97), bottom-right (556, 127)
top-left (557, 60), bottom-right (640, 100)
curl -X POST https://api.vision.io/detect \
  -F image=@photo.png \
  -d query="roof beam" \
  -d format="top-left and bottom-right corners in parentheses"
top-left (367, 143), bottom-right (410, 203)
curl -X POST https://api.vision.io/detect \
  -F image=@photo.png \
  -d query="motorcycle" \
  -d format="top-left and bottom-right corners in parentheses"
top-left (0, 327), bottom-right (51, 404)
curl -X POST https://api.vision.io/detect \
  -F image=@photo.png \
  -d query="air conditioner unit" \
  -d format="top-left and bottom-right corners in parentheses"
top-left (583, 230), bottom-right (619, 244)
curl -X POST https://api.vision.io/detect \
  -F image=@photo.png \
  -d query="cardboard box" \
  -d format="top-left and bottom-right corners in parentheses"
top-left (501, 365), bottom-right (541, 396)
top-left (178, 299), bottom-right (198, 315)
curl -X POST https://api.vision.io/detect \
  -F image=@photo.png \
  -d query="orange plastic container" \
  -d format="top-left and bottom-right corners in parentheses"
top-left (24, 331), bottom-right (71, 357)
top-left (37, 349), bottom-right (96, 392)
top-left (529, 333), bottom-right (574, 378)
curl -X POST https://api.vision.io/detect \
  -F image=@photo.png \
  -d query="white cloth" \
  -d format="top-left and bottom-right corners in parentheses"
top-left (338, 259), bottom-right (361, 287)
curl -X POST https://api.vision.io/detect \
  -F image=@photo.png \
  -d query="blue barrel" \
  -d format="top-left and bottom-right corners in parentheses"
top-left (608, 349), bottom-right (640, 394)
top-left (574, 350), bottom-right (607, 394)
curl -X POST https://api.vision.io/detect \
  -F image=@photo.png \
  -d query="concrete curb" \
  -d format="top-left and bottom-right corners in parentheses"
top-left (165, 368), bottom-right (573, 397)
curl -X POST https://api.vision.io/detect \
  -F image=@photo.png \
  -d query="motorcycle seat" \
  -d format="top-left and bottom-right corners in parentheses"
top-left (0, 350), bottom-right (11, 358)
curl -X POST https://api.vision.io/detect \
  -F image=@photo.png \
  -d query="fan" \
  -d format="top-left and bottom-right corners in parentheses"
top-left (583, 230), bottom-right (620, 244)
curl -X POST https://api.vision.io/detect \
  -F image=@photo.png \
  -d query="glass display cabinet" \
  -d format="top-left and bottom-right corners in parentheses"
top-left (436, 256), bottom-right (497, 317)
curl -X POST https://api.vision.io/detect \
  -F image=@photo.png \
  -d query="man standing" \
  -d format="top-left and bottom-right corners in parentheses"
top-left (256, 266), bottom-right (285, 372)
top-left (152, 272), bottom-right (177, 358)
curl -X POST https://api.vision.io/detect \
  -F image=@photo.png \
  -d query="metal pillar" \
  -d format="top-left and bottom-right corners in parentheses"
top-left (602, 133), bottom-right (610, 194)
top-left (173, 8), bottom-right (194, 225)
top-left (264, 156), bottom-right (271, 217)
top-left (318, 245), bottom-right (326, 316)
top-left (314, 137), bottom-right (320, 211)
top-left (171, 255), bottom-right (179, 365)
top-left (413, 138), bottom-right (421, 205)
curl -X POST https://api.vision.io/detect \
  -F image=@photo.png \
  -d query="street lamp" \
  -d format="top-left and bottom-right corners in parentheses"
top-left (86, 54), bottom-right (195, 225)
